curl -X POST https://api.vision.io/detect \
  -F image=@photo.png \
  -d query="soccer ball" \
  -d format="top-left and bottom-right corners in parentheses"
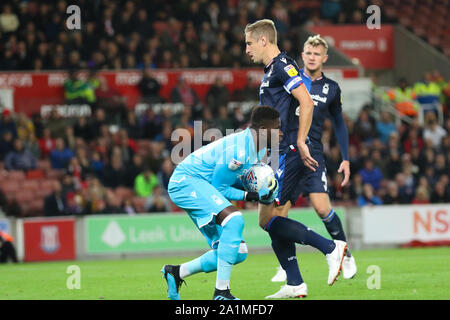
top-left (242, 163), bottom-right (276, 193)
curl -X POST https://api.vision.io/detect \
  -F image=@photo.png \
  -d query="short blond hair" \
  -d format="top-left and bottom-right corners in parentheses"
top-left (304, 34), bottom-right (328, 54)
top-left (244, 19), bottom-right (277, 44)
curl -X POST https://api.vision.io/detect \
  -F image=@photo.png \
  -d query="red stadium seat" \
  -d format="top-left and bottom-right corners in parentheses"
top-left (7, 170), bottom-right (26, 181)
top-left (27, 169), bottom-right (45, 180)
top-left (21, 180), bottom-right (40, 191)
top-left (1, 181), bottom-right (20, 194)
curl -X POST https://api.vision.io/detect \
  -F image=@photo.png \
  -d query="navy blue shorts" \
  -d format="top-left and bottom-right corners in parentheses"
top-left (274, 144), bottom-right (328, 206)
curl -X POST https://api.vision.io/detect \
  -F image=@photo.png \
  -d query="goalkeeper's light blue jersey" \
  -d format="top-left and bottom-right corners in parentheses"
top-left (171, 127), bottom-right (266, 201)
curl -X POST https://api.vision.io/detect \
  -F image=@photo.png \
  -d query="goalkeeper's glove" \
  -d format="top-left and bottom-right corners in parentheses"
top-left (244, 178), bottom-right (279, 204)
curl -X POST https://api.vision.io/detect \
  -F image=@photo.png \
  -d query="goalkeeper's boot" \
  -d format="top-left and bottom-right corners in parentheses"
top-left (271, 265), bottom-right (287, 282)
top-left (213, 288), bottom-right (240, 300)
top-left (161, 264), bottom-right (185, 300)
top-left (325, 240), bottom-right (347, 286)
top-left (342, 255), bottom-right (357, 279)
top-left (265, 283), bottom-right (308, 299)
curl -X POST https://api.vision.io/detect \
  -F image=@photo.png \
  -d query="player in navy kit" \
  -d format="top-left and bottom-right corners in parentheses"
top-left (245, 19), bottom-right (348, 298)
top-left (271, 35), bottom-right (357, 283)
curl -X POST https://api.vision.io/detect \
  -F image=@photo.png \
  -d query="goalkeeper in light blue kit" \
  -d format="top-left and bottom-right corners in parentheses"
top-left (162, 106), bottom-right (281, 300)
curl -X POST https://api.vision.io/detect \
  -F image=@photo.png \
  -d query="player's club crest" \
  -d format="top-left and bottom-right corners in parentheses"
top-left (40, 225), bottom-right (60, 253)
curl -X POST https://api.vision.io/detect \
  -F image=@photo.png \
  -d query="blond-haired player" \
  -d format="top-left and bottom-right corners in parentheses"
top-left (245, 20), bottom-right (348, 299)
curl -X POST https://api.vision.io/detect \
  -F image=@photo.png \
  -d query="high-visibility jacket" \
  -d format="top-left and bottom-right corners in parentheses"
top-left (0, 230), bottom-right (14, 242)
top-left (413, 81), bottom-right (441, 105)
top-left (386, 86), bottom-right (419, 116)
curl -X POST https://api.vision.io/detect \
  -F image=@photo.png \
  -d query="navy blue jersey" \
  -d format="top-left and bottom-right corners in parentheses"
top-left (301, 69), bottom-right (347, 159)
top-left (259, 52), bottom-right (311, 154)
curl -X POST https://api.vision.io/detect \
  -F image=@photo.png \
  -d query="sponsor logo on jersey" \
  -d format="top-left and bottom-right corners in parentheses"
top-left (322, 83), bottom-right (329, 95)
top-left (310, 94), bottom-right (328, 104)
top-left (284, 64), bottom-right (298, 77)
top-left (228, 158), bottom-right (242, 171)
top-left (280, 57), bottom-right (287, 64)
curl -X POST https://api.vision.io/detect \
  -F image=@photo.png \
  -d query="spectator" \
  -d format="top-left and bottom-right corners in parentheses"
top-left (215, 106), bottom-right (233, 135)
top-left (430, 181), bottom-right (449, 203)
top-left (0, 109), bottom-right (17, 138)
top-left (4, 138), bottom-right (37, 171)
top-left (0, 4), bottom-right (19, 33)
top-left (121, 198), bottom-right (136, 215)
top-left (423, 112), bottom-right (446, 149)
top-left (354, 108), bottom-right (377, 142)
top-left (73, 117), bottom-right (94, 142)
top-left (95, 77), bottom-right (127, 122)
top-left (382, 181), bottom-right (402, 204)
top-left (145, 185), bottom-right (171, 213)
top-left (45, 109), bottom-right (67, 138)
top-left (412, 186), bottom-right (431, 204)
top-left (376, 111), bottom-right (397, 144)
top-left (206, 77), bottom-right (230, 116)
top-left (44, 181), bottom-right (66, 216)
top-left (157, 157), bottom-right (174, 193)
top-left (63, 69), bottom-right (95, 104)
top-left (384, 78), bottom-right (419, 117)
top-left (125, 154), bottom-right (144, 188)
top-left (395, 173), bottom-right (415, 203)
top-left (0, 131), bottom-right (14, 160)
top-left (0, 230), bottom-right (18, 263)
top-left (50, 138), bottom-right (74, 169)
top-left (123, 111), bottom-right (141, 140)
top-left (358, 159), bottom-right (383, 191)
top-left (38, 128), bottom-right (55, 159)
top-left (357, 183), bottom-right (383, 207)
top-left (101, 154), bottom-right (127, 189)
top-left (138, 69), bottom-right (161, 106)
top-left (90, 151), bottom-right (104, 176)
top-left (134, 166), bottom-right (159, 198)
top-left (170, 77), bottom-right (200, 107)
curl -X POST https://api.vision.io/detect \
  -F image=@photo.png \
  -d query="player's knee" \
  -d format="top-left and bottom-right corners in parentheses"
top-left (235, 241), bottom-right (248, 265)
top-left (221, 211), bottom-right (244, 235)
top-left (316, 207), bottom-right (332, 218)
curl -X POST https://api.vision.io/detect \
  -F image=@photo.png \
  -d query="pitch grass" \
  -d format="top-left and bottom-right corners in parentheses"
top-left (0, 247), bottom-right (449, 300)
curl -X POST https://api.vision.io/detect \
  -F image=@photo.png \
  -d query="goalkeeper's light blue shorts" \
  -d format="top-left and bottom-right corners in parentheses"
top-left (168, 174), bottom-right (231, 249)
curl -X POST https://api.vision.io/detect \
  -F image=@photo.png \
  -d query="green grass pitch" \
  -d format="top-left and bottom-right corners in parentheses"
top-left (1, 247), bottom-right (449, 300)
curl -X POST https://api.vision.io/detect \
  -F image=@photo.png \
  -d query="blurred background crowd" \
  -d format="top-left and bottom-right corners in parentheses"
top-left (0, 0), bottom-right (448, 218)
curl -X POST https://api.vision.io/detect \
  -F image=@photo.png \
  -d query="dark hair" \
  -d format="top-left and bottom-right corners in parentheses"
top-left (250, 105), bottom-right (280, 129)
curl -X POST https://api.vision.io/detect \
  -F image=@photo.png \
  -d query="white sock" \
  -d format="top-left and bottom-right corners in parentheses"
top-left (179, 263), bottom-right (191, 279)
top-left (215, 279), bottom-right (230, 291)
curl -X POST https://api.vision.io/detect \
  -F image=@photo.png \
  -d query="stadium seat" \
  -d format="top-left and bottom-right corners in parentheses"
top-left (15, 192), bottom-right (34, 203)
top-left (37, 160), bottom-right (52, 171)
top-left (27, 169), bottom-right (45, 180)
top-left (46, 169), bottom-right (65, 179)
top-left (115, 187), bottom-right (134, 202)
top-left (1, 181), bottom-right (20, 194)
top-left (21, 180), bottom-right (40, 192)
top-left (7, 171), bottom-right (26, 181)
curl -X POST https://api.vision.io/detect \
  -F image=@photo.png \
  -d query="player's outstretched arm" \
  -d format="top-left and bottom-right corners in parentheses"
top-left (292, 85), bottom-right (318, 171)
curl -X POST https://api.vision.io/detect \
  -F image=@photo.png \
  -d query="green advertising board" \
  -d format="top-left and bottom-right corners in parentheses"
top-left (85, 209), bottom-right (345, 254)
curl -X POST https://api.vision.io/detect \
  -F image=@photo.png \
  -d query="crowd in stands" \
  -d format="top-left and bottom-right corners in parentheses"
top-left (0, 0), bottom-right (448, 217)
top-left (0, 67), bottom-right (448, 217)
top-left (0, 0), bottom-right (401, 71)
